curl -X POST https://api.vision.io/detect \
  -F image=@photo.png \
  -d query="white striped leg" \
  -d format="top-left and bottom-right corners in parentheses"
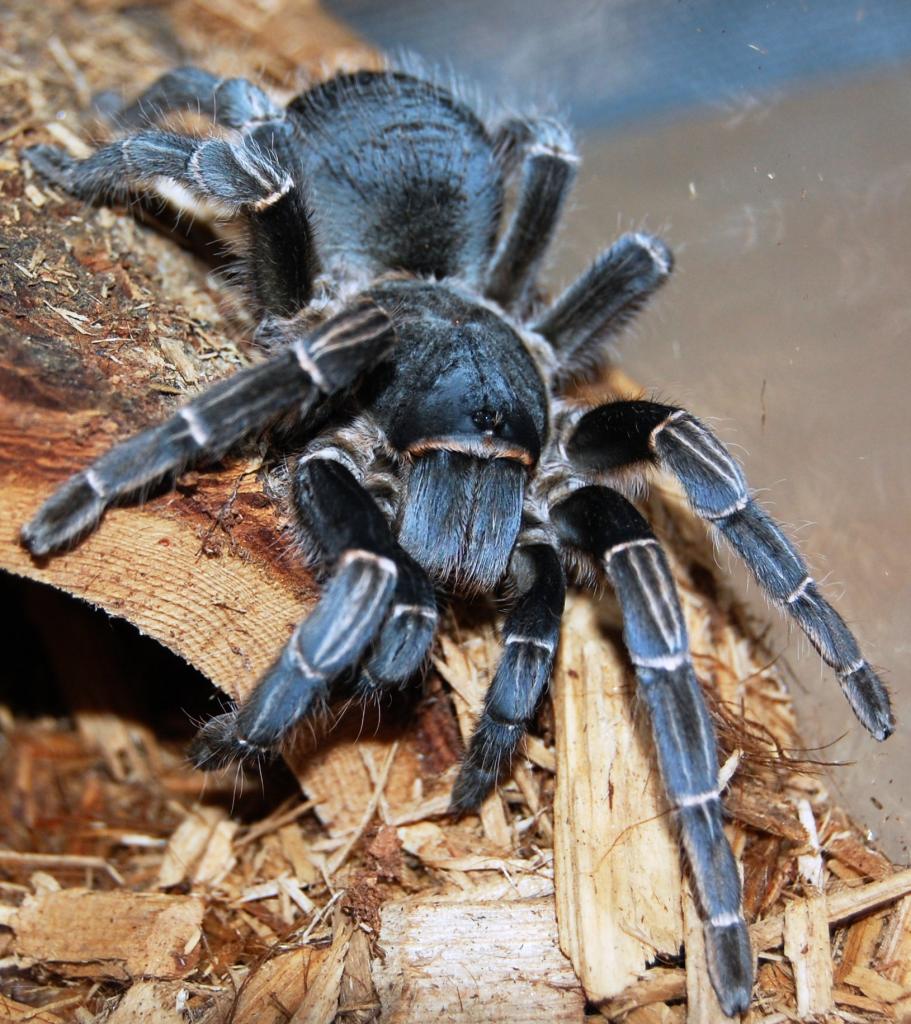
top-left (451, 543), bottom-right (565, 811)
top-left (653, 408), bottom-right (892, 740)
top-left (24, 129), bottom-right (294, 213)
top-left (356, 561), bottom-right (438, 697)
top-left (552, 485), bottom-right (753, 1017)
top-left (190, 547), bottom-right (399, 766)
top-left (567, 401), bottom-right (894, 741)
top-left (190, 458), bottom-right (428, 765)
top-left (293, 457), bottom-right (439, 701)
top-left (21, 301), bottom-right (395, 556)
top-left (531, 233), bottom-right (673, 383)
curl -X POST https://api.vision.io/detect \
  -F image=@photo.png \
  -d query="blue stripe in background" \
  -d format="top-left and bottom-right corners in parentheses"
top-left (325, 0), bottom-right (911, 131)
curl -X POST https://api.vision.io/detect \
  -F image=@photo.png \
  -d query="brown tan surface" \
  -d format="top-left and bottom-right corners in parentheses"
top-left (1, 2), bottom-right (910, 1021)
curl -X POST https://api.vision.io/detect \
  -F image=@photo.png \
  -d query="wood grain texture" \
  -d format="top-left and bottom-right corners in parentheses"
top-left (9, 888), bottom-right (205, 980)
top-left (373, 896), bottom-right (584, 1023)
top-left (552, 595), bottom-right (685, 1003)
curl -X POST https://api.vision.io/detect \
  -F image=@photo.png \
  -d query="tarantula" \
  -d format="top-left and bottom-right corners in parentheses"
top-left (22, 66), bottom-right (893, 1015)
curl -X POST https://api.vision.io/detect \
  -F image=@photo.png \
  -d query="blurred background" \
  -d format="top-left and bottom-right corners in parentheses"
top-left (326, 0), bottom-right (911, 859)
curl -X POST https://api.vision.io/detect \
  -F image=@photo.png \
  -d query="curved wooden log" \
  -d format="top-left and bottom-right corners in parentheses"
top-left (0, 3), bottom-right (378, 702)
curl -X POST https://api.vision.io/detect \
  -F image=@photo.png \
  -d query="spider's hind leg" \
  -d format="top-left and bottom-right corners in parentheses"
top-left (23, 128), bottom-right (293, 211)
top-left (191, 457), bottom-right (437, 764)
top-left (451, 543), bottom-right (565, 812)
top-left (485, 116), bottom-right (578, 310)
top-left (101, 66), bottom-right (282, 132)
top-left (25, 118), bottom-right (317, 317)
top-left (551, 485), bottom-right (753, 1017)
top-left (566, 400), bottom-right (894, 740)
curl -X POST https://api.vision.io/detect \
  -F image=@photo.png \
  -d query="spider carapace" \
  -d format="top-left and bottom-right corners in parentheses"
top-left (21, 66), bottom-right (894, 1015)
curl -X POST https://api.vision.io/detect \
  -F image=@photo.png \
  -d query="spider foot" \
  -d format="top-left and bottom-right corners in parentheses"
top-left (187, 711), bottom-right (274, 771)
top-left (23, 145), bottom-right (80, 193)
top-left (449, 717), bottom-right (520, 814)
top-left (839, 662), bottom-right (895, 740)
top-left (706, 918), bottom-right (754, 1016)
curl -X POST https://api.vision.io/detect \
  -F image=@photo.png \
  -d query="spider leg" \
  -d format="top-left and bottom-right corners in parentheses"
top-left (101, 66), bottom-right (282, 132)
top-left (532, 233), bottom-right (673, 384)
top-left (24, 130), bottom-right (294, 214)
top-left (353, 554), bottom-right (438, 700)
top-left (190, 457), bottom-right (435, 763)
top-left (450, 543), bottom-right (565, 812)
top-left (21, 301), bottom-right (394, 556)
top-left (485, 117), bottom-right (578, 309)
top-left (25, 124), bottom-right (317, 317)
top-left (567, 401), bottom-right (895, 740)
top-left (551, 485), bottom-right (752, 1017)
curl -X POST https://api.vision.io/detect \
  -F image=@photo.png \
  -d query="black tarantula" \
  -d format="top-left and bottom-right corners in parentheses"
top-left (22, 66), bottom-right (894, 1015)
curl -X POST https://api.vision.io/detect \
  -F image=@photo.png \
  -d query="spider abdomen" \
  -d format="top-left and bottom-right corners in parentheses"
top-left (289, 71), bottom-right (504, 285)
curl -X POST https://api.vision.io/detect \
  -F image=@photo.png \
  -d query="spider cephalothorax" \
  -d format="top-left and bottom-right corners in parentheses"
top-left (21, 66), bottom-right (894, 1016)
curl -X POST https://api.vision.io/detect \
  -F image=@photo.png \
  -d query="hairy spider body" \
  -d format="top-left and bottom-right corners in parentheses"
top-left (22, 66), bottom-right (894, 1016)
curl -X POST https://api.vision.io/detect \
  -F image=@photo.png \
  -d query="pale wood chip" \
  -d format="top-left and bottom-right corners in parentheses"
top-left (752, 867), bottom-right (911, 953)
top-left (106, 981), bottom-right (186, 1023)
top-left (843, 964), bottom-right (907, 1004)
top-left (278, 823), bottom-right (320, 883)
top-left (826, 833), bottom-right (894, 881)
top-left (340, 927), bottom-right (379, 1023)
top-left (158, 336), bottom-right (200, 386)
top-left (832, 987), bottom-right (893, 1015)
top-left (232, 946), bottom-right (330, 1024)
top-left (157, 806), bottom-right (237, 888)
top-left (599, 968), bottom-right (686, 1016)
top-left (10, 888), bottom-right (204, 980)
top-left (288, 917), bottom-right (354, 1024)
top-left (291, 731), bottom-right (423, 838)
top-left (45, 119), bottom-right (94, 157)
top-left (795, 799), bottom-right (825, 890)
top-left (835, 909), bottom-right (889, 986)
top-left (626, 1006), bottom-right (686, 1024)
top-left (0, 850), bottom-right (124, 886)
top-left (372, 897), bottom-right (584, 1023)
top-left (724, 783), bottom-right (807, 842)
top-left (523, 734), bottom-right (557, 773)
top-left (553, 596), bottom-right (683, 1003)
top-left (784, 893), bottom-right (834, 1017)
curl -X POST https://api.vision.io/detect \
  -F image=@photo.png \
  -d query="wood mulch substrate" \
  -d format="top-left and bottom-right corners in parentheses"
top-left (0, 1), bottom-right (908, 1021)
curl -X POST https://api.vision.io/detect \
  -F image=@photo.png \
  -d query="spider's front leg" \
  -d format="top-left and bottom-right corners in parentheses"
top-left (485, 117), bottom-right (578, 309)
top-left (190, 458), bottom-right (437, 765)
top-left (551, 485), bottom-right (753, 1017)
top-left (567, 400), bottom-right (894, 740)
top-left (22, 301), bottom-right (394, 556)
top-left (450, 543), bottom-right (566, 811)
